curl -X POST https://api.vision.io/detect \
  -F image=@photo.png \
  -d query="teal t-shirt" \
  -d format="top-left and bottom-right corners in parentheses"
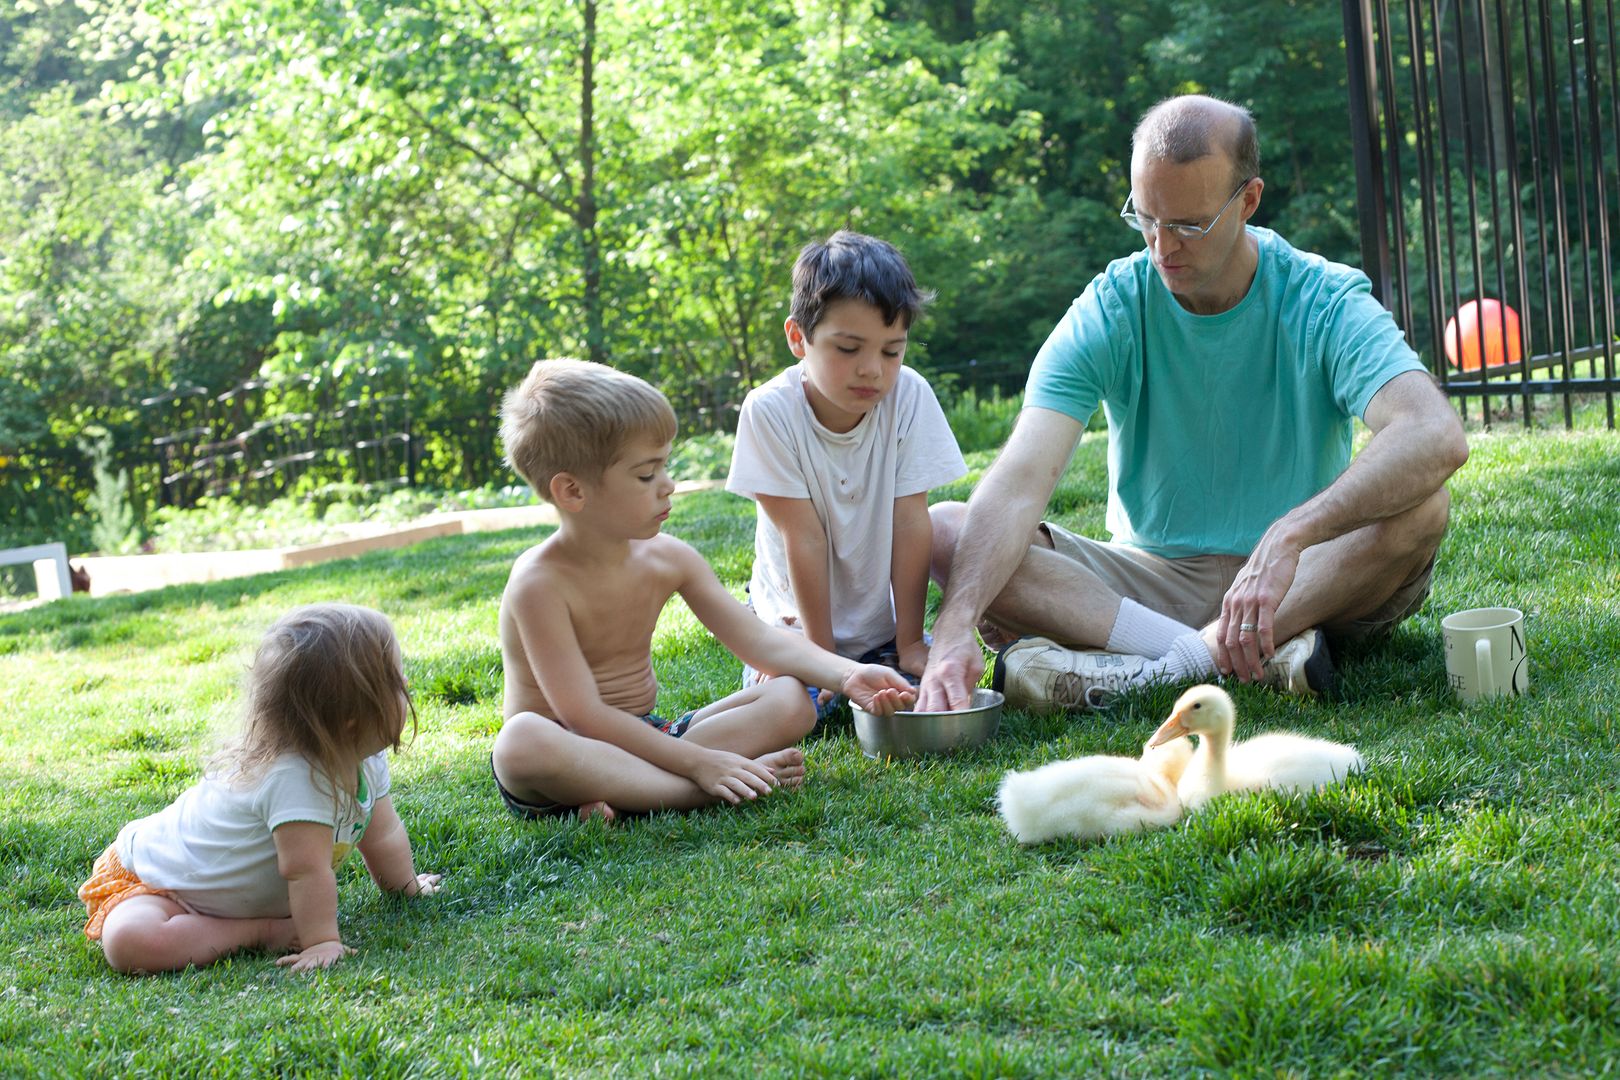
top-left (1025, 227), bottom-right (1427, 558)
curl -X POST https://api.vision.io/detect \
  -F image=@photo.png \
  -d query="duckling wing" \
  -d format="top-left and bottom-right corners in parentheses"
top-left (1228, 732), bottom-right (1364, 792)
top-left (998, 756), bottom-right (1183, 843)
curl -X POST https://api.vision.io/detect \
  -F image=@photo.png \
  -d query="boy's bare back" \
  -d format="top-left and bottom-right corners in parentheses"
top-left (499, 531), bottom-right (688, 722)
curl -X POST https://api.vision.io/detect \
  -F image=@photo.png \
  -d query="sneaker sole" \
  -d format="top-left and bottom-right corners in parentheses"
top-left (1302, 631), bottom-right (1338, 696)
top-left (989, 639), bottom-right (1018, 698)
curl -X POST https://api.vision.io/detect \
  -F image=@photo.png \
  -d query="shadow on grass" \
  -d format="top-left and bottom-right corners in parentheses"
top-left (0, 528), bottom-right (532, 653)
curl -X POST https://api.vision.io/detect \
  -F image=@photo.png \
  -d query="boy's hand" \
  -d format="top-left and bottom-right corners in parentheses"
top-left (841, 665), bottom-right (917, 716)
top-left (897, 639), bottom-right (930, 678)
top-left (276, 939), bottom-right (355, 973)
top-left (691, 749), bottom-right (777, 804)
top-left (404, 873), bottom-right (442, 898)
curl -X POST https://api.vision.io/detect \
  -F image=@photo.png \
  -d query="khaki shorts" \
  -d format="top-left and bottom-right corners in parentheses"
top-left (1040, 521), bottom-right (1433, 643)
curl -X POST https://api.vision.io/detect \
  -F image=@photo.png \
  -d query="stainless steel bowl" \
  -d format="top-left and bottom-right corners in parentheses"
top-left (851, 688), bottom-right (1004, 759)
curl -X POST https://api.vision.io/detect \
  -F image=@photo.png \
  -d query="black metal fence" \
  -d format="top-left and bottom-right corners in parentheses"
top-left (141, 367), bottom-right (417, 510)
top-left (1343, 0), bottom-right (1619, 427)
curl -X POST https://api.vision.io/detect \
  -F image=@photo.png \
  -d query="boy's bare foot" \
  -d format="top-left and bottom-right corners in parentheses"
top-left (577, 800), bottom-right (617, 823)
top-left (757, 747), bottom-right (806, 790)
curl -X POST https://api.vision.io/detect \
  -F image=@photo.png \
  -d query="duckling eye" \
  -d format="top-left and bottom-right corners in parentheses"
top-left (1192, 703), bottom-right (1202, 710)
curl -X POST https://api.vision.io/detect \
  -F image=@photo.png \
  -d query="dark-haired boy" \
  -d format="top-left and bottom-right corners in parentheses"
top-left (726, 231), bottom-right (967, 712)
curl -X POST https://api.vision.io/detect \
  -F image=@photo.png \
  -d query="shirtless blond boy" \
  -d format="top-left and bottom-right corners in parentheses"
top-left (491, 358), bottom-right (916, 820)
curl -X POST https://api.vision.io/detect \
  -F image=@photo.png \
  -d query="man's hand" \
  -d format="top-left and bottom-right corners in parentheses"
top-left (1217, 524), bottom-right (1302, 681)
top-left (690, 749), bottom-right (777, 804)
top-left (841, 664), bottom-right (917, 715)
top-left (916, 625), bottom-right (985, 712)
top-left (896, 638), bottom-right (930, 679)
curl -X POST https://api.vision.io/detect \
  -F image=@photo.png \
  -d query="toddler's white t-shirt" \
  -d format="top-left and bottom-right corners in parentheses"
top-left (116, 751), bottom-right (390, 917)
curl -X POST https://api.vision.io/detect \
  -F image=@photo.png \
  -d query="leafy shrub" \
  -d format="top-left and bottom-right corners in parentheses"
top-left (939, 385), bottom-right (1023, 454)
top-left (147, 495), bottom-right (329, 553)
top-left (81, 429), bottom-right (139, 555)
top-left (669, 431), bottom-right (735, 482)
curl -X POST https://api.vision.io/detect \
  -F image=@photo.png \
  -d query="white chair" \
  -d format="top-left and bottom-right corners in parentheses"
top-left (0, 542), bottom-right (73, 601)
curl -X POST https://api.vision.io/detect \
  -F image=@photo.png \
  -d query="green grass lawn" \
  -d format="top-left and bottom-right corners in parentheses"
top-left (3, 424), bottom-right (1619, 1076)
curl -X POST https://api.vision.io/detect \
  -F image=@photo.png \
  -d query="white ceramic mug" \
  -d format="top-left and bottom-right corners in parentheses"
top-left (1441, 607), bottom-right (1529, 702)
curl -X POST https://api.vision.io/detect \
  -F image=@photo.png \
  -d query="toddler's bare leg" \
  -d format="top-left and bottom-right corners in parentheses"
top-left (682, 677), bottom-right (817, 758)
top-left (99, 894), bottom-right (295, 974)
top-left (493, 712), bottom-right (714, 814)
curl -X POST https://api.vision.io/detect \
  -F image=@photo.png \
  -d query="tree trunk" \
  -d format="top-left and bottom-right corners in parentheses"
top-left (579, 0), bottom-right (605, 366)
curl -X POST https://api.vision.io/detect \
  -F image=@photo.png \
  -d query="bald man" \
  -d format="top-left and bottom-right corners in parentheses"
top-left (920, 95), bottom-right (1468, 713)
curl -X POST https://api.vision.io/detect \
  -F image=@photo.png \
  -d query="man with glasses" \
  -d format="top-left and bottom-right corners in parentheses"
top-left (918, 95), bottom-right (1468, 713)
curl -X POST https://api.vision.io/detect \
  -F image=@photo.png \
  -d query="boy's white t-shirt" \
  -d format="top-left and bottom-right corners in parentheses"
top-left (726, 364), bottom-right (967, 657)
top-left (116, 751), bottom-right (390, 918)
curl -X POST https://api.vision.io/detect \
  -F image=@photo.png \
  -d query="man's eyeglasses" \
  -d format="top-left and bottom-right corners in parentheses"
top-left (1120, 177), bottom-right (1255, 241)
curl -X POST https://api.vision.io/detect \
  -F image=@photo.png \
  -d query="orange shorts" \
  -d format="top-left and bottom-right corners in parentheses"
top-left (77, 845), bottom-right (183, 941)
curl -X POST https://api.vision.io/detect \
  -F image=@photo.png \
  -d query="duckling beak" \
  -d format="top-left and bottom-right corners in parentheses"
top-left (1147, 708), bottom-right (1190, 748)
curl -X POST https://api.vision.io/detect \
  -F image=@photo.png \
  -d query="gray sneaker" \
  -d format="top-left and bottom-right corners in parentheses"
top-left (991, 637), bottom-right (1151, 713)
top-left (1259, 628), bottom-right (1337, 696)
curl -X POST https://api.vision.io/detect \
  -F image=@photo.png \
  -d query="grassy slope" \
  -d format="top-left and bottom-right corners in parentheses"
top-left (2, 427), bottom-right (1618, 1077)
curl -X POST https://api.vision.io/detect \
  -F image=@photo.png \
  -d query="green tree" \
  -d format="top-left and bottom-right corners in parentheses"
top-left (2, 0), bottom-right (1395, 537)
top-left (0, 88), bottom-right (194, 469)
top-left (1150, 0), bottom-right (1360, 263)
top-left (80, 0), bottom-right (1042, 435)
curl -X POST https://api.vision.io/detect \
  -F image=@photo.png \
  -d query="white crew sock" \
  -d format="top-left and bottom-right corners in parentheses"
top-left (1105, 598), bottom-right (1198, 659)
top-left (1137, 631), bottom-right (1218, 684)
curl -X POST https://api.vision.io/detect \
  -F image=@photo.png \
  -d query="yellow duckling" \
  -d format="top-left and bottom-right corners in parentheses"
top-left (1146, 684), bottom-right (1364, 811)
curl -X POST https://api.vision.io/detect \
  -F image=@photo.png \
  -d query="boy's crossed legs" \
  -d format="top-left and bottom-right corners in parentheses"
top-left (491, 676), bottom-right (816, 820)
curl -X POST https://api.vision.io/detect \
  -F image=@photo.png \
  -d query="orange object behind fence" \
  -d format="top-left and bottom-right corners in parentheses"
top-left (1443, 299), bottom-right (1522, 371)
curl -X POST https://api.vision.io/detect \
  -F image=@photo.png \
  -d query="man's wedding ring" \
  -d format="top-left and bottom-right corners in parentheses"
top-left (1239, 622), bottom-right (1258, 632)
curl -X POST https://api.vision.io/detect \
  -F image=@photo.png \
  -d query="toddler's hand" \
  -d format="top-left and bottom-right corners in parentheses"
top-left (276, 939), bottom-right (355, 973)
top-left (405, 873), bottom-right (442, 898)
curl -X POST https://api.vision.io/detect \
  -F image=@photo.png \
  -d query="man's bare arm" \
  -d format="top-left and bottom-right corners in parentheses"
top-left (918, 407), bottom-right (1086, 710)
top-left (1275, 371), bottom-right (1465, 547)
top-left (1218, 370), bottom-right (1469, 672)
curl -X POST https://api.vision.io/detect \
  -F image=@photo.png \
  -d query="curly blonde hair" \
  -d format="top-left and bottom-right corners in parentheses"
top-left (216, 603), bottom-right (414, 816)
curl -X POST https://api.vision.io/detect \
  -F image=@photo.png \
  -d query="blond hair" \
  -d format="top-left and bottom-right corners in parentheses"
top-left (499, 358), bottom-right (678, 501)
top-left (216, 603), bottom-right (414, 817)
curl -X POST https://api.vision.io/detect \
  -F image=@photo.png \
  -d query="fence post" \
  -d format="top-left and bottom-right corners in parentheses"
top-left (1342, 0), bottom-right (1392, 307)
